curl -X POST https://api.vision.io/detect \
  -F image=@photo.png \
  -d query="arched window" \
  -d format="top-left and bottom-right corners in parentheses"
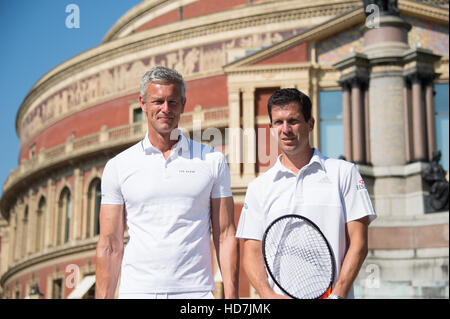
top-left (58, 187), bottom-right (71, 245)
top-left (86, 178), bottom-right (101, 238)
top-left (36, 197), bottom-right (46, 252)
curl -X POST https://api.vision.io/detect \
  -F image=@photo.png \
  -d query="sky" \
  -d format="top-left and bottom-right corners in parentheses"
top-left (0, 0), bottom-right (142, 196)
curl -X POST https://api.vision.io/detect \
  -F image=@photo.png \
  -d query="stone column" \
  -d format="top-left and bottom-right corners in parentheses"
top-left (27, 191), bottom-right (37, 255)
top-left (242, 87), bottom-right (256, 180)
top-left (425, 81), bottom-right (436, 161)
top-left (17, 201), bottom-right (25, 260)
top-left (403, 81), bottom-right (413, 162)
top-left (364, 86), bottom-right (371, 164)
top-left (45, 178), bottom-right (56, 249)
top-left (228, 88), bottom-right (241, 179)
top-left (363, 13), bottom-right (411, 166)
top-left (351, 79), bottom-right (366, 163)
top-left (8, 208), bottom-right (17, 266)
top-left (310, 74), bottom-right (320, 150)
top-left (72, 168), bottom-right (82, 241)
top-left (342, 83), bottom-right (353, 162)
top-left (411, 74), bottom-right (428, 162)
top-left (368, 67), bottom-right (407, 166)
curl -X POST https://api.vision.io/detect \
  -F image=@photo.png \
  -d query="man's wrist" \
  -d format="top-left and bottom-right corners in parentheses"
top-left (327, 294), bottom-right (344, 299)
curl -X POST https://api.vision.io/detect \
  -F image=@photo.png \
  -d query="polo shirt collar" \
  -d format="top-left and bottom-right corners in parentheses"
top-left (273, 148), bottom-right (326, 181)
top-left (141, 129), bottom-right (190, 156)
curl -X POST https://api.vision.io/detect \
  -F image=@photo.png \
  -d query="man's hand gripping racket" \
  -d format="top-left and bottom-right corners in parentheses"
top-left (262, 214), bottom-right (336, 299)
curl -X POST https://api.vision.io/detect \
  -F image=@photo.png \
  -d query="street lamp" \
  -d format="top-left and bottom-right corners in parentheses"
top-left (29, 284), bottom-right (44, 299)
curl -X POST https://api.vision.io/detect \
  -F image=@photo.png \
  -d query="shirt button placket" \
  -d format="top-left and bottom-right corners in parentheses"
top-left (163, 155), bottom-right (170, 179)
top-left (294, 171), bottom-right (303, 213)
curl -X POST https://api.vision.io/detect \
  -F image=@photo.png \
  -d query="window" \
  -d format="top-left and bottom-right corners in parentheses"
top-left (434, 83), bottom-right (449, 172)
top-left (36, 197), bottom-right (46, 252)
top-left (86, 178), bottom-right (101, 238)
top-left (319, 90), bottom-right (344, 159)
top-left (57, 188), bottom-right (71, 245)
top-left (29, 143), bottom-right (36, 159)
top-left (52, 279), bottom-right (63, 299)
top-left (133, 107), bottom-right (143, 123)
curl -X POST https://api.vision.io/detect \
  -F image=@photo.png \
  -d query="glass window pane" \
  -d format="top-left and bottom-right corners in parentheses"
top-left (94, 182), bottom-right (101, 236)
top-left (320, 91), bottom-right (342, 119)
top-left (320, 90), bottom-right (343, 158)
top-left (133, 108), bottom-right (143, 122)
top-left (65, 192), bottom-right (71, 243)
top-left (435, 114), bottom-right (449, 171)
top-left (434, 83), bottom-right (449, 171)
top-left (434, 83), bottom-right (449, 113)
top-left (320, 120), bottom-right (344, 159)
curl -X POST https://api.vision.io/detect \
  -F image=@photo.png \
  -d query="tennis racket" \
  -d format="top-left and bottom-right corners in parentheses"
top-left (262, 214), bottom-right (335, 299)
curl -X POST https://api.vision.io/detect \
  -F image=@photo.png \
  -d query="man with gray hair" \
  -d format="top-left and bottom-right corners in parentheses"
top-left (96, 66), bottom-right (239, 299)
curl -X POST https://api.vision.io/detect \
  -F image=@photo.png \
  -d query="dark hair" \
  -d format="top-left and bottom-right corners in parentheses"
top-left (267, 88), bottom-right (312, 123)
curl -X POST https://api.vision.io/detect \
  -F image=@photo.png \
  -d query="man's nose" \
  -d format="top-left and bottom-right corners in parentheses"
top-left (281, 122), bottom-right (291, 133)
top-left (161, 100), bottom-right (170, 112)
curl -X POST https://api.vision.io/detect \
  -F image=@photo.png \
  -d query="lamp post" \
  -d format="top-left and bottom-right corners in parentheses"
top-left (29, 284), bottom-right (44, 299)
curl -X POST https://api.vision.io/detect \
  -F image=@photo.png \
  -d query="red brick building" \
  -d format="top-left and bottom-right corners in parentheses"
top-left (0, 0), bottom-right (448, 299)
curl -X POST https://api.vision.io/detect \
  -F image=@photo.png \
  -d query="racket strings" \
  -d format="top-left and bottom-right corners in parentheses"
top-left (265, 218), bottom-right (333, 299)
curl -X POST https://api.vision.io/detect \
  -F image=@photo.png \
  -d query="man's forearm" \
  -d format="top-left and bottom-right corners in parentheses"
top-left (332, 217), bottom-right (369, 298)
top-left (331, 243), bottom-right (368, 298)
top-left (216, 234), bottom-right (240, 298)
top-left (95, 238), bottom-right (123, 298)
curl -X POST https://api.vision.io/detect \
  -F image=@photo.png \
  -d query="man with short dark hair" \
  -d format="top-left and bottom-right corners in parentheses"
top-left (236, 88), bottom-right (376, 299)
top-left (96, 66), bottom-right (239, 299)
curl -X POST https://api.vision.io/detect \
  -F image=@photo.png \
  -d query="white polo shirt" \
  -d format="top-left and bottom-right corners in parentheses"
top-left (101, 131), bottom-right (232, 294)
top-left (236, 148), bottom-right (376, 298)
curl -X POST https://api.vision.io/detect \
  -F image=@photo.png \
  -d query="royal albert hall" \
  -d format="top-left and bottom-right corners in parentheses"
top-left (0, 0), bottom-right (448, 299)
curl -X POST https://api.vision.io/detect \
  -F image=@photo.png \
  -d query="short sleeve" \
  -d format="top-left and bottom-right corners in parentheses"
top-left (236, 182), bottom-right (265, 240)
top-left (342, 164), bottom-right (376, 224)
top-left (101, 158), bottom-right (124, 205)
top-left (210, 152), bottom-right (232, 199)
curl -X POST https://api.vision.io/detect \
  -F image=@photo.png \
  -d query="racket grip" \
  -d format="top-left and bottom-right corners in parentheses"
top-left (319, 286), bottom-right (332, 299)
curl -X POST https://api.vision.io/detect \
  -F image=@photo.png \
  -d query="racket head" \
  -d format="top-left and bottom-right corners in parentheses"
top-left (262, 214), bottom-right (336, 299)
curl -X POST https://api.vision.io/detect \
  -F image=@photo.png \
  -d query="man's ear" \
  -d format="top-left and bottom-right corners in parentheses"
top-left (139, 95), bottom-right (146, 113)
top-left (181, 98), bottom-right (186, 114)
top-left (308, 117), bottom-right (315, 132)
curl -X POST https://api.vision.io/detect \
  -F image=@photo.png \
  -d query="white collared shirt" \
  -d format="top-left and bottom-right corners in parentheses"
top-left (101, 132), bottom-right (232, 293)
top-left (236, 148), bottom-right (376, 298)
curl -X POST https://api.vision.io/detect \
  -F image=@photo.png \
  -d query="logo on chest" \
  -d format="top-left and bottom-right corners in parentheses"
top-left (178, 169), bottom-right (197, 175)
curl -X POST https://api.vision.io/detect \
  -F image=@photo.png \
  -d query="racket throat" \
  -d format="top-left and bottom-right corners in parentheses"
top-left (318, 285), bottom-right (332, 299)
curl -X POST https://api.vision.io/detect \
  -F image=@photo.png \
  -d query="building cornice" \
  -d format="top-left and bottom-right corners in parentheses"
top-left (103, 0), bottom-right (170, 42)
top-left (103, 0), bottom-right (360, 42)
top-left (399, 0), bottom-right (449, 24)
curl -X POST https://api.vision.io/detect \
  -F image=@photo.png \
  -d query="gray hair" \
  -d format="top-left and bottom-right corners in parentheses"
top-left (140, 66), bottom-right (186, 102)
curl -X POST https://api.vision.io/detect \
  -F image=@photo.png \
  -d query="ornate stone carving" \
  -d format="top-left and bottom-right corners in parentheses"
top-left (422, 150), bottom-right (449, 212)
top-left (19, 30), bottom-right (296, 145)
